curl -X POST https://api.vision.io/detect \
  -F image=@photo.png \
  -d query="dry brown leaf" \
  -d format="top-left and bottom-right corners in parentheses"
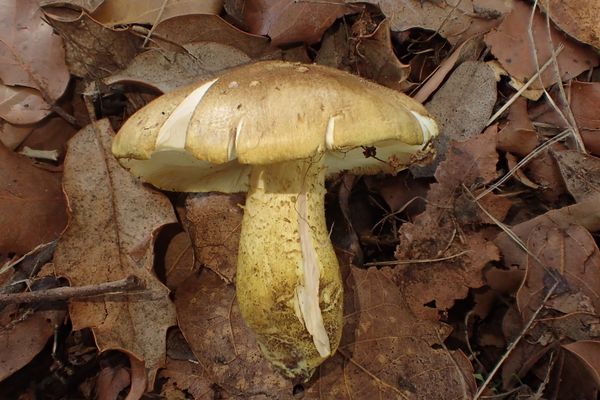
top-left (0, 309), bottom-right (65, 381)
top-left (563, 341), bottom-right (600, 386)
top-left (175, 266), bottom-right (476, 399)
top-left (524, 147), bottom-right (567, 202)
top-left (0, 121), bottom-right (33, 150)
top-left (0, 84), bottom-right (52, 125)
top-left (0, 0), bottom-right (70, 102)
top-left (353, 0), bottom-right (504, 44)
top-left (91, 0), bottom-right (222, 26)
top-left (239, 0), bottom-right (350, 46)
top-left (96, 365), bottom-right (131, 400)
top-left (104, 42), bottom-right (251, 93)
top-left (540, 1), bottom-right (600, 49)
top-left (153, 15), bottom-right (272, 59)
top-left (353, 19), bottom-right (410, 91)
top-left (497, 97), bottom-right (539, 157)
top-left (18, 116), bottom-right (78, 159)
top-left (0, 143), bottom-right (67, 261)
top-left (163, 231), bottom-right (194, 292)
top-left (532, 82), bottom-right (600, 156)
top-left (39, 0), bottom-right (105, 13)
top-left (516, 224), bottom-right (600, 321)
top-left (44, 9), bottom-right (142, 79)
top-left (412, 62), bottom-right (497, 176)
top-left (52, 119), bottom-right (177, 387)
top-left (484, 1), bottom-right (599, 90)
top-left (397, 129), bottom-right (503, 318)
top-left (554, 150), bottom-right (600, 202)
top-left (183, 193), bottom-right (244, 283)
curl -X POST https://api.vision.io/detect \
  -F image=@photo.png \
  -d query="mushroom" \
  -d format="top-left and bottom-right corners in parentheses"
top-left (112, 61), bottom-right (438, 379)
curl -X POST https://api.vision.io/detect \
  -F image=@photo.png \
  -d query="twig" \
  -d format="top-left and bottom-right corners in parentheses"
top-left (142, 0), bottom-right (168, 48)
top-left (0, 275), bottom-right (144, 304)
top-left (364, 250), bottom-right (471, 266)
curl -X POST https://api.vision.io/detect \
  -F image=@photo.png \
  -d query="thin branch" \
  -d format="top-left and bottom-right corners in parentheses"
top-left (0, 275), bottom-right (144, 304)
top-left (364, 250), bottom-right (471, 267)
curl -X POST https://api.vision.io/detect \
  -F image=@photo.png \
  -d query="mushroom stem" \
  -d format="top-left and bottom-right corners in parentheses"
top-left (236, 156), bottom-right (343, 379)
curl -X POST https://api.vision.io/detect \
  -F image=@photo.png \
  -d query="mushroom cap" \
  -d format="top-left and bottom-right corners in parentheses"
top-left (112, 61), bottom-right (438, 192)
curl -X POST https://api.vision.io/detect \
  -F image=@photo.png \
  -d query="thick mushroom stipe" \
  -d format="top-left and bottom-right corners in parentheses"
top-left (237, 157), bottom-right (343, 378)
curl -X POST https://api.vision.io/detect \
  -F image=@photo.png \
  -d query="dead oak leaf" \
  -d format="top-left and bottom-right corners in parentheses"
top-left (0, 142), bottom-right (67, 262)
top-left (52, 119), bottom-right (177, 387)
top-left (0, 0), bottom-right (70, 101)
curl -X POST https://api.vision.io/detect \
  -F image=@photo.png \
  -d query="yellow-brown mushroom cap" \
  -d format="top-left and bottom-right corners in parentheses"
top-left (112, 61), bottom-right (438, 192)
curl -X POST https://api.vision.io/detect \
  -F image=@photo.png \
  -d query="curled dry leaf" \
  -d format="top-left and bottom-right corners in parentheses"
top-left (52, 119), bottom-right (177, 387)
top-left (91, 0), bottom-right (223, 26)
top-left (0, 143), bottom-right (67, 262)
top-left (353, 0), bottom-right (505, 44)
top-left (516, 224), bottom-right (600, 321)
top-left (238, 0), bottom-right (350, 46)
top-left (398, 128), bottom-right (505, 319)
top-left (0, 120), bottom-right (33, 150)
top-left (182, 193), bottom-right (244, 283)
top-left (0, 309), bottom-right (65, 381)
top-left (484, 1), bottom-right (599, 91)
top-left (175, 265), bottom-right (476, 399)
top-left (104, 42), bottom-right (251, 93)
top-left (0, 0), bottom-right (70, 101)
top-left (38, 0), bottom-right (105, 13)
top-left (153, 15), bottom-right (272, 59)
top-left (554, 150), bottom-right (600, 202)
top-left (44, 9), bottom-right (142, 79)
top-left (411, 61), bottom-right (497, 177)
top-left (540, 0), bottom-right (600, 49)
top-left (0, 84), bottom-right (52, 125)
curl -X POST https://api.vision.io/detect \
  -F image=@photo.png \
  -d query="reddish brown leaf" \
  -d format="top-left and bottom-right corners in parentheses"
top-left (0, 84), bottom-right (52, 125)
top-left (0, 143), bottom-right (67, 261)
top-left (0, 0), bottom-right (70, 101)
top-left (241, 0), bottom-right (350, 45)
top-left (540, 1), bottom-right (600, 49)
top-left (497, 96), bottom-right (538, 157)
top-left (0, 120), bottom-right (33, 150)
top-left (485, 1), bottom-right (599, 90)
top-left (516, 224), bottom-right (600, 321)
top-left (563, 341), bottom-right (600, 386)
top-left (52, 119), bottom-right (177, 387)
top-left (163, 231), bottom-right (194, 292)
top-left (44, 10), bottom-right (142, 79)
top-left (0, 309), bottom-right (65, 381)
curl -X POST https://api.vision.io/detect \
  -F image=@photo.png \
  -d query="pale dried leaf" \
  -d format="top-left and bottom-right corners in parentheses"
top-left (0, 0), bottom-right (70, 101)
top-left (52, 119), bottom-right (177, 386)
top-left (554, 150), bottom-right (600, 202)
top-left (104, 42), bottom-right (251, 93)
top-left (39, 0), bottom-right (105, 13)
top-left (0, 84), bottom-right (52, 125)
top-left (91, 0), bottom-right (223, 26)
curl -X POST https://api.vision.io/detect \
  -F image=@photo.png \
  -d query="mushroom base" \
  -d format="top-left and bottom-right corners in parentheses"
top-left (236, 157), bottom-right (344, 380)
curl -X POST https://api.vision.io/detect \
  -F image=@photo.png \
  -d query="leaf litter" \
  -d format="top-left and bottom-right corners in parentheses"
top-left (1, 0), bottom-right (600, 398)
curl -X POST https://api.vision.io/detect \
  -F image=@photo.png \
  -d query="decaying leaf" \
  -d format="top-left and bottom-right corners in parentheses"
top-left (0, 84), bottom-right (52, 125)
top-left (183, 193), bottom-right (244, 283)
top-left (104, 42), bottom-right (251, 93)
top-left (484, 1), bottom-right (599, 90)
top-left (0, 0), bottom-right (70, 101)
top-left (44, 9), bottom-right (142, 79)
top-left (0, 309), bottom-right (65, 381)
top-left (398, 128), bottom-right (505, 317)
top-left (540, 0), bottom-right (600, 49)
top-left (353, 0), bottom-right (505, 44)
top-left (91, 0), bottom-right (223, 26)
top-left (554, 150), bottom-right (600, 202)
top-left (0, 143), bottom-right (67, 262)
top-left (153, 15), bottom-right (272, 59)
top-left (238, 0), bottom-right (350, 45)
top-left (52, 119), bottom-right (177, 387)
top-left (411, 61), bottom-right (497, 177)
top-left (516, 224), bottom-right (600, 321)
